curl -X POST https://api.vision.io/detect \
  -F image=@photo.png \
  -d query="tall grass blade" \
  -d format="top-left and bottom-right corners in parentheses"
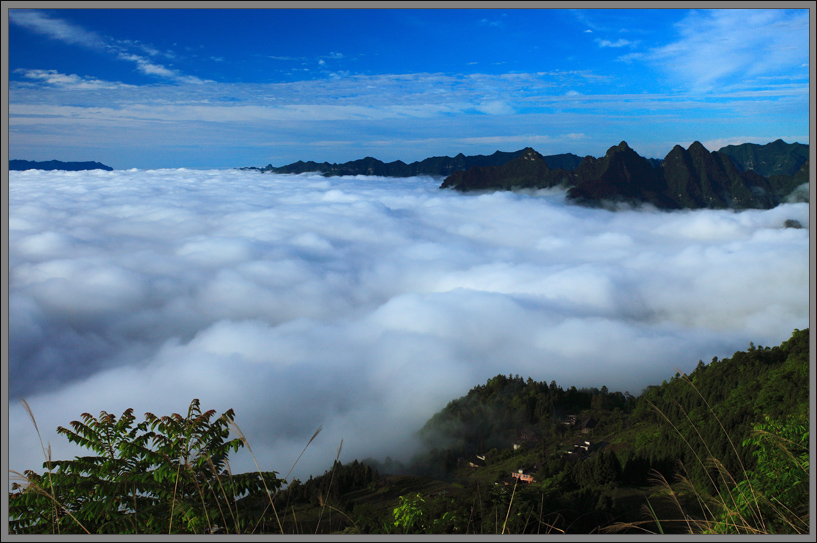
top-left (501, 477), bottom-right (518, 534)
top-left (228, 419), bottom-right (284, 534)
top-left (315, 438), bottom-right (343, 534)
top-left (678, 372), bottom-right (765, 531)
top-left (644, 496), bottom-right (663, 534)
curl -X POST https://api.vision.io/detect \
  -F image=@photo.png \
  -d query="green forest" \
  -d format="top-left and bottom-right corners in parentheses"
top-left (9, 328), bottom-right (810, 535)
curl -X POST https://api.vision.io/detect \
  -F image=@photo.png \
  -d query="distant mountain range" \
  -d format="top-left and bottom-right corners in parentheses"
top-left (441, 139), bottom-right (808, 210)
top-left (250, 139), bottom-right (808, 211)
top-left (11, 140), bottom-right (807, 212)
top-left (247, 149), bottom-right (587, 177)
top-left (718, 140), bottom-right (809, 178)
top-left (9, 159), bottom-right (113, 172)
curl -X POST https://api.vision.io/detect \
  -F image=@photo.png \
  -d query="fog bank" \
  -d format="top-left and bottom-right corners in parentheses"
top-left (7, 169), bottom-right (810, 482)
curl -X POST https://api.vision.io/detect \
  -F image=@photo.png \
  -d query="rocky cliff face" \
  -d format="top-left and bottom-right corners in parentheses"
top-left (567, 142), bottom-right (676, 208)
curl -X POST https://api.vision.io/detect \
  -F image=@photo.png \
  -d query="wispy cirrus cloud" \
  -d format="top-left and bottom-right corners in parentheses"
top-left (647, 9), bottom-right (809, 93)
top-left (9, 9), bottom-right (108, 50)
top-left (8, 62), bottom-right (808, 167)
top-left (10, 9), bottom-right (206, 84)
top-left (478, 14), bottom-right (507, 29)
top-left (456, 134), bottom-right (555, 146)
top-left (9, 100), bottom-right (496, 125)
top-left (596, 38), bottom-right (636, 48)
top-left (615, 52), bottom-right (644, 64)
top-left (115, 52), bottom-right (207, 84)
top-left (8, 70), bottom-right (586, 110)
top-left (267, 55), bottom-right (306, 61)
top-left (14, 69), bottom-right (134, 90)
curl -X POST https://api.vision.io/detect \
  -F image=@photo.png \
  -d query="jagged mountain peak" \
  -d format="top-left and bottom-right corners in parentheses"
top-left (518, 147), bottom-right (544, 160)
top-left (687, 141), bottom-right (710, 154)
top-left (601, 141), bottom-right (638, 160)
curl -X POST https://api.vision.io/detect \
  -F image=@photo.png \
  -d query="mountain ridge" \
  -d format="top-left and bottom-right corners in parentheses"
top-left (245, 140), bottom-right (806, 211)
top-left (249, 149), bottom-right (586, 178)
top-left (718, 139), bottom-right (809, 177)
top-left (10, 159), bottom-right (114, 172)
top-left (442, 139), bottom-right (809, 211)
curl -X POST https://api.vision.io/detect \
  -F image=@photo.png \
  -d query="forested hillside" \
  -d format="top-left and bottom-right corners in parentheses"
top-left (276, 327), bottom-right (811, 533)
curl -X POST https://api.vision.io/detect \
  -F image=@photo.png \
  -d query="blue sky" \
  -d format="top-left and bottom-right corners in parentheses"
top-left (7, 7), bottom-right (812, 169)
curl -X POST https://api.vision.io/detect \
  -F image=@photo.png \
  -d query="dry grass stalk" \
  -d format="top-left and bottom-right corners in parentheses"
top-left (204, 457), bottom-right (235, 532)
top-left (281, 425), bottom-right (323, 488)
top-left (206, 456), bottom-right (239, 533)
top-left (501, 477), bottom-right (519, 534)
top-left (315, 438), bottom-right (343, 534)
top-left (324, 503), bottom-right (361, 534)
top-left (247, 424), bottom-right (323, 535)
top-left (18, 399), bottom-right (62, 533)
top-left (167, 451), bottom-right (184, 533)
top-left (678, 372), bottom-right (765, 530)
top-left (188, 464), bottom-right (213, 534)
top-left (227, 419), bottom-right (284, 534)
top-left (14, 398), bottom-right (93, 535)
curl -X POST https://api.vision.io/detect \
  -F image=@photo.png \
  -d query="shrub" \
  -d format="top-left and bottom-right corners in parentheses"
top-left (9, 399), bottom-right (282, 534)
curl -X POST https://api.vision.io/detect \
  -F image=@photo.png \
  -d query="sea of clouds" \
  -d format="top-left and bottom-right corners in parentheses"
top-left (7, 168), bottom-right (810, 483)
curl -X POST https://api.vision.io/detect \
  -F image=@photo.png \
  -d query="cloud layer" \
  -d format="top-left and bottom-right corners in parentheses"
top-left (7, 169), bottom-right (810, 483)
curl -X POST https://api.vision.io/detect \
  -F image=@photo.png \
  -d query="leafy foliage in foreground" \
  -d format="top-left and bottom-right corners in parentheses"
top-left (9, 399), bottom-right (281, 534)
top-left (701, 412), bottom-right (810, 534)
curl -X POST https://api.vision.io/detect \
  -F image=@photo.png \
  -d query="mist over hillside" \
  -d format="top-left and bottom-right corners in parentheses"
top-left (8, 168), bottom-right (809, 483)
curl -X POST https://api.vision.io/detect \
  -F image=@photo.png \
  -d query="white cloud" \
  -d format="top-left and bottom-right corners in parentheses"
top-left (458, 134), bottom-right (554, 146)
top-left (478, 16), bottom-right (506, 29)
top-left (472, 101), bottom-right (515, 115)
top-left (116, 52), bottom-right (207, 84)
top-left (15, 69), bottom-right (133, 90)
top-left (10, 10), bottom-right (206, 85)
top-left (615, 52), bottom-right (643, 63)
top-left (8, 169), bottom-right (809, 485)
top-left (268, 55), bottom-right (306, 61)
top-left (9, 9), bottom-right (108, 50)
top-left (8, 97), bottom-right (493, 125)
top-left (648, 9), bottom-right (809, 93)
top-left (596, 38), bottom-right (634, 48)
